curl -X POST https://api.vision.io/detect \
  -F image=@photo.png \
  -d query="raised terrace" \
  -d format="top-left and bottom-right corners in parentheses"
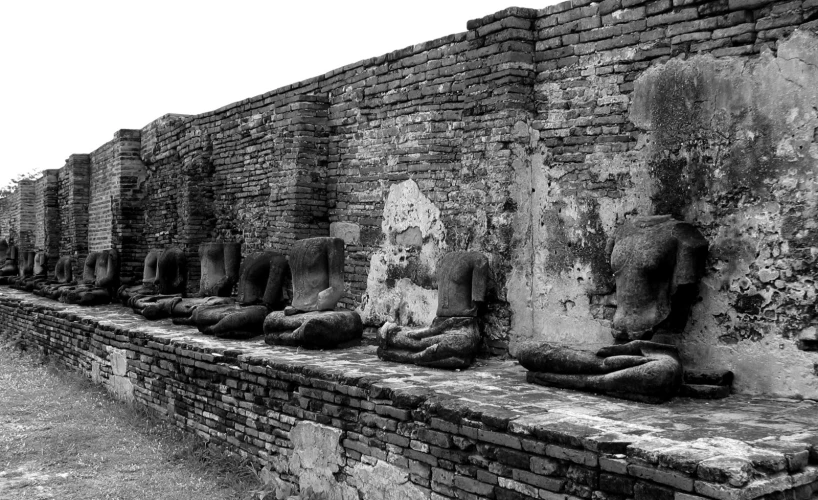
top-left (2, 289), bottom-right (817, 500)
top-left (1, 0), bottom-right (817, 498)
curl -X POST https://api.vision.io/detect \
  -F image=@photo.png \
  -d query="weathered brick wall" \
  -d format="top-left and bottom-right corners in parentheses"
top-left (113, 130), bottom-right (148, 281)
top-left (140, 115), bottom-right (216, 292)
top-left (2, 292), bottom-right (816, 500)
top-left (512, 0), bottom-right (818, 398)
top-left (89, 139), bottom-right (116, 252)
top-left (15, 180), bottom-right (36, 252)
top-left (88, 130), bottom-right (148, 281)
top-left (33, 169), bottom-right (60, 263)
top-left (0, 191), bottom-right (12, 243)
top-left (0, 0), bottom-right (816, 397)
top-left (58, 154), bottom-right (91, 278)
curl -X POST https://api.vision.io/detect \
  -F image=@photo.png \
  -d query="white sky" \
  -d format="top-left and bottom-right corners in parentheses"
top-left (0, 0), bottom-right (557, 188)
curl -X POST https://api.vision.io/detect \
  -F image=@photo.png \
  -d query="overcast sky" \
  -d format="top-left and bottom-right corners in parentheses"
top-left (0, 0), bottom-right (556, 188)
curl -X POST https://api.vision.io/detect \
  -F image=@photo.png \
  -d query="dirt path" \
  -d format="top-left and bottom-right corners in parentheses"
top-left (0, 340), bottom-right (265, 500)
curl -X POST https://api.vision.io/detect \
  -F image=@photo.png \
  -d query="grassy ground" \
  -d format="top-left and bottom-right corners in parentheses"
top-left (0, 335), bottom-right (270, 500)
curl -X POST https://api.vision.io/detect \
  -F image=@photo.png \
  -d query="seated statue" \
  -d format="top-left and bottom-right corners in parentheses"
top-left (264, 237), bottom-right (362, 349)
top-left (518, 215), bottom-right (709, 403)
top-left (52, 253), bottom-right (98, 300)
top-left (8, 251), bottom-right (35, 288)
top-left (138, 242), bottom-right (239, 320)
top-left (34, 256), bottom-right (74, 298)
top-left (63, 249), bottom-right (119, 306)
top-left (174, 251), bottom-right (288, 339)
top-left (118, 249), bottom-right (161, 303)
top-left (20, 253), bottom-right (50, 291)
top-left (607, 215), bottom-right (708, 340)
top-left (122, 247), bottom-right (188, 307)
top-left (0, 242), bottom-right (18, 282)
top-left (518, 341), bottom-right (683, 403)
top-left (377, 251), bottom-right (489, 369)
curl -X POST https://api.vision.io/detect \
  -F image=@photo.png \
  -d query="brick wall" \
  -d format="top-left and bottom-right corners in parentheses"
top-left (88, 139), bottom-right (116, 252)
top-left (0, 191), bottom-right (12, 243)
top-left (15, 180), bottom-right (36, 252)
top-left (58, 154), bottom-right (91, 278)
top-left (33, 169), bottom-right (60, 263)
top-left (88, 130), bottom-right (148, 281)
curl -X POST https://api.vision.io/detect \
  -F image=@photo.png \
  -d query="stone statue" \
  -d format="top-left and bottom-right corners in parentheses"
top-left (138, 242), bottom-right (240, 320)
top-left (118, 249), bottom-right (162, 303)
top-left (519, 215), bottom-right (708, 403)
top-left (607, 215), bottom-right (708, 340)
top-left (0, 240), bottom-right (8, 273)
top-left (52, 252), bottom-right (98, 300)
top-left (174, 251), bottom-right (289, 339)
top-left (264, 237), bottom-right (362, 349)
top-left (34, 256), bottom-right (74, 299)
top-left (63, 249), bottom-right (120, 305)
top-left (121, 247), bottom-right (187, 307)
top-left (20, 253), bottom-right (49, 291)
top-left (0, 242), bottom-right (17, 281)
top-left (8, 251), bottom-right (35, 288)
top-left (377, 251), bottom-right (489, 369)
top-left (518, 340), bottom-right (683, 403)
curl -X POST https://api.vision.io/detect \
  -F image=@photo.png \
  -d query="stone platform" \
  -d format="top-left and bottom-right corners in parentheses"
top-left (0, 287), bottom-right (816, 500)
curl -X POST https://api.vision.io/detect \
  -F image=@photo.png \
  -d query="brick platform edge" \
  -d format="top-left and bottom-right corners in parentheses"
top-left (1, 292), bottom-right (816, 500)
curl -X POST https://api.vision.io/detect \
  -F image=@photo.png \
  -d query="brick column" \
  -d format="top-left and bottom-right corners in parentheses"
top-left (33, 169), bottom-right (60, 264)
top-left (58, 154), bottom-right (91, 278)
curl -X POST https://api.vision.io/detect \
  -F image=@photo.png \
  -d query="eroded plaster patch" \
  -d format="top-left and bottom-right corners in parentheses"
top-left (288, 421), bottom-right (429, 500)
top-left (360, 179), bottom-right (446, 327)
top-left (289, 422), bottom-right (357, 500)
top-left (106, 347), bottom-right (133, 402)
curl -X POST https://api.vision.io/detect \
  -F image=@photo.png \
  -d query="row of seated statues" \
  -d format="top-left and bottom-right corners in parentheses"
top-left (0, 215), bottom-right (730, 403)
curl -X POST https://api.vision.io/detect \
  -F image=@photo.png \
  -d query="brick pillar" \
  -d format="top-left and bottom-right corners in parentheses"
top-left (277, 94), bottom-right (331, 244)
top-left (460, 8), bottom-right (539, 355)
top-left (59, 154), bottom-right (91, 278)
top-left (15, 180), bottom-right (37, 252)
top-left (111, 129), bottom-right (148, 282)
top-left (34, 169), bottom-right (61, 264)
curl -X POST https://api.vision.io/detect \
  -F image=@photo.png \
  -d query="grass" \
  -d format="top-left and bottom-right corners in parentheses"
top-left (0, 334), bottom-right (275, 500)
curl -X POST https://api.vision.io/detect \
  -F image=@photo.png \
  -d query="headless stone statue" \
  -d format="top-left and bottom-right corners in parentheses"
top-left (518, 341), bottom-right (683, 403)
top-left (35, 256), bottom-right (74, 299)
top-left (0, 240), bottom-right (8, 276)
top-left (518, 215), bottom-right (709, 403)
top-left (607, 215), bottom-right (708, 340)
top-left (9, 251), bottom-right (35, 288)
top-left (20, 253), bottom-right (49, 291)
top-left (174, 251), bottom-right (289, 339)
top-left (54, 252), bottom-right (98, 300)
top-left (139, 242), bottom-right (239, 320)
top-left (264, 237), bottom-right (362, 349)
top-left (123, 247), bottom-right (188, 310)
top-left (63, 249), bottom-right (120, 306)
top-left (0, 243), bottom-right (18, 281)
top-left (118, 249), bottom-right (162, 303)
top-left (377, 251), bottom-right (489, 369)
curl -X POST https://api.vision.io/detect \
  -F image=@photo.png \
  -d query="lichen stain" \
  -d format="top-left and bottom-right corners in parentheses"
top-left (629, 30), bottom-right (818, 398)
top-left (360, 179), bottom-right (446, 327)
